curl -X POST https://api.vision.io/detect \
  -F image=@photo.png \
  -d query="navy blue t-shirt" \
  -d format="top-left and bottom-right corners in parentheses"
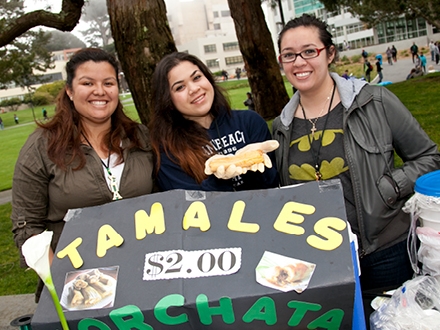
top-left (157, 110), bottom-right (279, 191)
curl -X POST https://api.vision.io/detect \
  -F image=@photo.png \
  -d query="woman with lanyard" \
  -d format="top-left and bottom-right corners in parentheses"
top-left (11, 48), bottom-right (154, 302)
top-left (272, 14), bottom-right (440, 291)
top-left (149, 52), bottom-right (279, 192)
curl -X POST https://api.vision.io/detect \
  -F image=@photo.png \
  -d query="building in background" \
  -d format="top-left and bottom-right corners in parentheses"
top-left (2, 0), bottom-right (439, 100)
top-left (166, 0), bottom-right (439, 76)
top-left (0, 48), bottom-right (80, 102)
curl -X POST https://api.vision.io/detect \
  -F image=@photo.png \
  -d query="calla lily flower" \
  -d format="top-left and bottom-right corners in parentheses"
top-left (22, 231), bottom-right (70, 330)
top-left (22, 231), bottom-right (53, 282)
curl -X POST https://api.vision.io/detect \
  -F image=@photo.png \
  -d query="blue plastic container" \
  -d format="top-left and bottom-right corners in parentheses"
top-left (414, 170), bottom-right (440, 230)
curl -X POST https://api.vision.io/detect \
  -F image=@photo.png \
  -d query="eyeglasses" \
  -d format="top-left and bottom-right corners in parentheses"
top-left (278, 46), bottom-right (328, 63)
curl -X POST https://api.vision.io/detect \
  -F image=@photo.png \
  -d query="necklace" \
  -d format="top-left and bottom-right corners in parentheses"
top-left (300, 80), bottom-right (336, 181)
top-left (299, 85), bottom-right (334, 138)
top-left (81, 133), bottom-right (123, 200)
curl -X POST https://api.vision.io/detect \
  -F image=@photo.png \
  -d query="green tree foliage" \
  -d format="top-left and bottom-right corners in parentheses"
top-left (0, 1), bottom-right (54, 89)
top-left (35, 80), bottom-right (65, 98)
top-left (45, 29), bottom-right (86, 51)
top-left (320, 0), bottom-right (440, 30)
top-left (80, 0), bottom-right (111, 47)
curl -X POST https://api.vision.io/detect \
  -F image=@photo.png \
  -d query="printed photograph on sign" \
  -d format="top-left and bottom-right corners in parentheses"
top-left (256, 251), bottom-right (316, 293)
top-left (60, 266), bottom-right (119, 311)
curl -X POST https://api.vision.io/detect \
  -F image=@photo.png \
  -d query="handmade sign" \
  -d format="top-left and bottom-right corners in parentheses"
top-left (32, 180), bottom-right (356, 329)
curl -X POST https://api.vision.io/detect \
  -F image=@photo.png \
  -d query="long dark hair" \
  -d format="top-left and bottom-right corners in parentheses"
top-left (38, 48), bottom-right (142, 170)
top-left (149, 52), bottom-right (231, 183)
top-left (278, 14), bottom-right (338, 64)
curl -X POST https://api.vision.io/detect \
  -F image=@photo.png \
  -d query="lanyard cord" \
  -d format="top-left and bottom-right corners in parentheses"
top-left (81, 132), bottom-right (123, 200)
top-left (81, 132), bottom-right (111, 171)
top-left (299, 80), bottom-right (336, 181)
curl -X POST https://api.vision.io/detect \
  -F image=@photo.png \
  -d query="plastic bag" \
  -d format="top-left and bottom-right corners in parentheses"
top-left (370, 276), bottom-right (440, 329)
top-left (403, 192), bottom-right (440, 275)
top-left (416, 227), bottom-right (440, 276)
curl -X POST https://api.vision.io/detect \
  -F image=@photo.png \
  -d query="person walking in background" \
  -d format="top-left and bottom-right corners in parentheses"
top-left (273, 13), bottom-right (440, 292)
top-left (341, 69), bottom-right (350, 80)
top-left (364, 59), bottom-right (373, 82)
top-left (148, 52), bottom-right (279, 192)
top-left (235, 67), bottom-right (241, 80)
top-left (410, 42), bottom-right (418, 63)
top-left (386, 47), bottom-right (393, 65)
top-left (414, 54), bottom-right (421, 68)
top-left (13, 114), bottom-right (18, 124)
top-left (0, 116), bottom-right (4, 130)
top-left (375, 53), bottom-right (383, 66)
top-left (435, 42), bottom-right (440, 65)
top-left (42, 107), bottom-right (48, 120)
top-left (11, 48), bottom-right (155, 302)
top-left (221, 69), bottom-right (228, 81)
top-left (375, 58), bottom-right (383, 83)
top-left (361, 49), bottom-right (368, 60)
top-left (391, 45), bottom-right (398, 62)
top-left (243, 92), bottom-right (255, 110)
top-left (429, 41), bottom-right (436, 61)
top-left (419, 53), bottom-right (427, 73)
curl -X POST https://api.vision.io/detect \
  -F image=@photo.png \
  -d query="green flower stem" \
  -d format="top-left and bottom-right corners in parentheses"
top-left (44, 276), bottom-right (70, 330)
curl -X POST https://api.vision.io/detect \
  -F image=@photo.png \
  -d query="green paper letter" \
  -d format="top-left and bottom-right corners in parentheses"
top-left (155, 294), bottom-right (188, 325)
top-left (109, 305), bottom-right (153, 329)
top-left (287, 300), bottom-right (321, 326)
top-left (307, 309), bottom-right (344, 330)
top-left (242, 297), bottom-right (277, 325)
top-left (78, 319), bottom-right (110, 330)
top-left (196, 294), bottom-right (235, 325)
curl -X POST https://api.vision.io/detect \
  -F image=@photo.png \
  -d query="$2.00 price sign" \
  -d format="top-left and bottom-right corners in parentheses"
top-left (143, 247), bottom-right (242, 281)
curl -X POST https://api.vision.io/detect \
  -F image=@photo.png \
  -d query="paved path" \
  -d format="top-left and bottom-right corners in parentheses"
top-left (375, 57), bottom-right (415, 83)
top-left (0, 56), bottom-right (422, 328)
top-left (0, 190), bottom-right (11, 205)
top-left (0, 294), bottom-right (36, 330)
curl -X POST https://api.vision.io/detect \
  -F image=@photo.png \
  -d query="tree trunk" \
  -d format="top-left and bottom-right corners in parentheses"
top-left (227, 0), bottom-right (289, 120)
top-left (106, 0), bottom-right (177, 125)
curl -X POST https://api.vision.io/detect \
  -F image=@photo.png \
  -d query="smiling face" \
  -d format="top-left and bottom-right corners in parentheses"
top-left (280, 26), bottom-right (334, 96)
top-left (168, 61), bottom-right (215, 128)
top-left (66, 61), bottom-right (119, 128)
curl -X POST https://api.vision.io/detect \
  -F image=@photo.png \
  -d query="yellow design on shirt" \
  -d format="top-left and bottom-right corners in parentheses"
top-left (290, 129), bottom-right (343, 151)
top-left (289, 157), bottom-right (348, 181)
top-left (288, 128), bottom-right (347, 181)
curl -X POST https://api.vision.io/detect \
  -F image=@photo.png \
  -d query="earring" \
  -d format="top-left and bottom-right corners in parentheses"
top-left (70, 97), bottom-right (73, 101)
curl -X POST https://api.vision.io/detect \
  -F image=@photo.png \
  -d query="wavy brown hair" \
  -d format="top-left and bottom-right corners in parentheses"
top-left (37, 48), bottom-right (142, 170)
top-left (149, 52), bottom-right (231, 183)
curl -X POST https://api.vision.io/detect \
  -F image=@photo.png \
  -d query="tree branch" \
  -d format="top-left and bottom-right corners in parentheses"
top-left (0, 0), bottom-right (85, 47)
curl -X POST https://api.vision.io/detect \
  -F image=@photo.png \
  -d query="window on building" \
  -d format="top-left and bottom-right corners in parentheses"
top-left (214, 23), bottom-right (221, 30)
top-left (213, 11), bottom-right (219, 18)
top-left (223, 42), bottom-right (239, 51)
top-left (204, 44), bottom-right (217, 53)
top-left (221, 10), bottom-right (230, 17)
top-left (206, 59), bottom-right (220, 69)
top-left (225, 56), bottom-right (243, 65)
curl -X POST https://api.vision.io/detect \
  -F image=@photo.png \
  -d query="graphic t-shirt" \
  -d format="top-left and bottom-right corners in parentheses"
top-left (288, 103), bottom-right (357, 231)
top-left (157, 110), bottom-right (279, 192)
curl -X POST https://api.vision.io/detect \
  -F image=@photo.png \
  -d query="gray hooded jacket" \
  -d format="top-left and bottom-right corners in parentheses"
top-left (272, 72), bottom-right (440, 256)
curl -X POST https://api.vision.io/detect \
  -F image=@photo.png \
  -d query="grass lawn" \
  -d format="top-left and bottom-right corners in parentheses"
top-left (1, 73), bottom-right (439, 296)
top-left (0, 203), bottom-right (39, 295)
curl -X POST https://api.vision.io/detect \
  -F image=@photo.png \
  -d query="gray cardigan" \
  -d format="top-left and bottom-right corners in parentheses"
top-left (273, 73), bottom-right (440, 256)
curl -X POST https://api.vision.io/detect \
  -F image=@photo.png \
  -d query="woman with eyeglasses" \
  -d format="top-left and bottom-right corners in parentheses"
top-left (272, 14), bottom-right (440, 291)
